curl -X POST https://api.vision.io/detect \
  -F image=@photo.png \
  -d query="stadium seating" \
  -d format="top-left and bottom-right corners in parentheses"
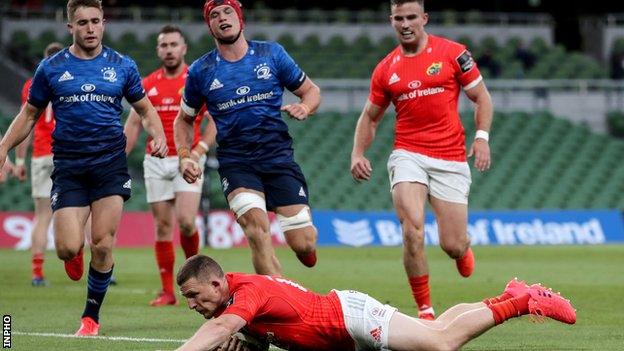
top-left (284, 110), bottom-right (624, 210)
top-left (1, 110), bottom-right (623, 211)
top-left (4, 29), bottom-right (607, 79)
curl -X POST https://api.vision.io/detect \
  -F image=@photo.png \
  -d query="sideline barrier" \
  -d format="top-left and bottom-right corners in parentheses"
top-left (1, 209), bottom-right (622, 249)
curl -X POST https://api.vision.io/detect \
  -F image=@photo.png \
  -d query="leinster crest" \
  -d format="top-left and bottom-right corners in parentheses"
top-left (101, 67), bottom-right (117, 83)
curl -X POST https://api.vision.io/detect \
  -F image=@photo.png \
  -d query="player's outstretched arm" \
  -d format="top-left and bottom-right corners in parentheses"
top-left (131, 96), bottom-right (168, 158)
top-left (0, 103), bottom-right (42, 172)
top-left (281, 77), bottom-right (320, 121)
top-left (176, 314), bottom-right (247, 351)
top-left (465, 81), bottom-right (493, 172)
top-left (174, 109), bottom-right (202, 184)
top-left (351, 100), bottom-right (387, 182)
top-left (123, 108), bottom-right (144, 155)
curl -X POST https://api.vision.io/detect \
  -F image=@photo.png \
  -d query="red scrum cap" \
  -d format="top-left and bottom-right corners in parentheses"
top-left (203, 0), bottom-right (244, 32)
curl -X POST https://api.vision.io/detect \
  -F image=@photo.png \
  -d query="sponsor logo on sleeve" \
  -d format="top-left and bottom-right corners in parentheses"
top-left (456, 50), bottom-right (475, 73)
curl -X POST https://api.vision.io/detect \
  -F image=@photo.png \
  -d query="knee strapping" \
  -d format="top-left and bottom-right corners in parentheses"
top-left (229, 192), bottom-right (266, 218)
top-left (277, 207), bottom-right (313, 232)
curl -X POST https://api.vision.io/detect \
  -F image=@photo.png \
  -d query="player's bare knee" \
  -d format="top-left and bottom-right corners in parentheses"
top-left (441, 240), bottom-right (468, 259)
top-left (90, 233), bottom-right (115, 255)
top-left (285, 226), bottom-right (316, 254)
top-left (155, 217), bottom-right (172, 233)
top-left (178, 218), bottom-right (196, 236)
top-left (56, 245), bottom-right (80, 261)
top-left (399, 216), bottom-right (424, 235)
top-left (402, 223), bottom-right (425, 245)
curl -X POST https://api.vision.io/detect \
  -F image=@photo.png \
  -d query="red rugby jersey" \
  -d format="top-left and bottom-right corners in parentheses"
top-left (22, 78), bottom-right (54, 157)
top-left (369, 34), bottom-right (482, 161)
top-left (142, 65), bottom-right (204, 156)
top-left (217, 273), bottom-right (355, 351)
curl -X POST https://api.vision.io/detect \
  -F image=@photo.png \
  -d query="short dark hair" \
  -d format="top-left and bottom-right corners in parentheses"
top-left (44, 42), bottom-right (64, 57)
top-left (159, 24), bottom-right (186, 40)
top-left (67, 0), bottom-right (103, 21)
top-left (176, 255), bottom-right (225, 286)
top-left (391, 0), bottom-right (424, 8)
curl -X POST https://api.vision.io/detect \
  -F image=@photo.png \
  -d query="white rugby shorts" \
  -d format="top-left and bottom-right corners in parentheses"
top-left (31, 155), bottom-right (54, 199)
top-left (143, 155), bottom-right (205, 203)
top-left (387, 149), bottom-right (471, 204)
top-left (335, 290), bottom-right (397, 351)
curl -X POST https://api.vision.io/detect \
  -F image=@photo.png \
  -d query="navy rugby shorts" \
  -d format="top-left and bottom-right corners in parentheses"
top-left (50, 152), bottom-right (131, 211)
top-left (218, 162), bottom-right (310, 211)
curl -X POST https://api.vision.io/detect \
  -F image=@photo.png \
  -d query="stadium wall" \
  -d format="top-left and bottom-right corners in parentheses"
top-left (1, 210), bottom-right (622, 249)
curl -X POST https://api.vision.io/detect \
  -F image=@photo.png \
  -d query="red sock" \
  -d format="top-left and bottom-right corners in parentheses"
top-left (32, 253), bottom-right (44, 279)
top-left (483, 291), bottom-right (514, 306)
top-left (180, 231), bottom-right (199, 259)
top-left (408, 275), bottom-right (432, 310)
top-left (296, 250), bottom-right (317, 267)
top-left (487, 293), bottom-right (530, 325)
top-left (155, 241), bottom-right (175, 294)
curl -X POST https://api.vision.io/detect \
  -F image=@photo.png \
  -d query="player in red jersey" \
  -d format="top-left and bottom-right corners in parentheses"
top-left (125, 25), bottom-right (214, 306)
top-left (12, 42), bottom-right (63, 287)
top-left (174, 255), bottom-right (576, 351)
top-left (351, 0), bottom-right (494, 320)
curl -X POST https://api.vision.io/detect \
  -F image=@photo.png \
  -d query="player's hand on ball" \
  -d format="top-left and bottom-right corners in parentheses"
top-left (180, 157), bottom-right (202, 184)
top-left (281, 103), bottom-right (310, 121)
top-left (150, 136), bottom-right (168, 158)
top-left (351, 154), bottom-right (373, 181)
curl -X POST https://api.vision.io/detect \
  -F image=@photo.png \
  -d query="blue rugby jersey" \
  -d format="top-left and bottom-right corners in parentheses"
top-left (182, 41), bottom-right (306, 165)
top-left (28, 46), bottom-right (145, 167)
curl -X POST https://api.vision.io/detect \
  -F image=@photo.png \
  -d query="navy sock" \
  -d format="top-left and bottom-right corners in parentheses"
top-left (82, 265), bottom-right (113, 323)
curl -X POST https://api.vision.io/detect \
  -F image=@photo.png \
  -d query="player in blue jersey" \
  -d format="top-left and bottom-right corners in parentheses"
top-left (0, 0), bottom-right (168, 336)
top-left (174, 0), bottom-right (321, 276)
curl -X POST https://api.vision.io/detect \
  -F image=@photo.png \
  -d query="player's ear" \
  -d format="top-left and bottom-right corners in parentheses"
top-left (422, 12), bottom-right (429, 25)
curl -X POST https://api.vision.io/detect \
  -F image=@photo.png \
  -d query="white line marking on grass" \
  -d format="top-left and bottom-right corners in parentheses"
top-left (14, 331), bottom-right (186, 343)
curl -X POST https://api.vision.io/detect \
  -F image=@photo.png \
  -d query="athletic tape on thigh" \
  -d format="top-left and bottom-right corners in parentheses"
top-left (276, 206), bottom-right (312, 232)
top-left (229, 192), bottom-right (266, 218)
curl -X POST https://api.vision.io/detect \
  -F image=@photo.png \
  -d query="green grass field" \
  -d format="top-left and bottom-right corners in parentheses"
top-left (1, 245), bottom-right (623, 350)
